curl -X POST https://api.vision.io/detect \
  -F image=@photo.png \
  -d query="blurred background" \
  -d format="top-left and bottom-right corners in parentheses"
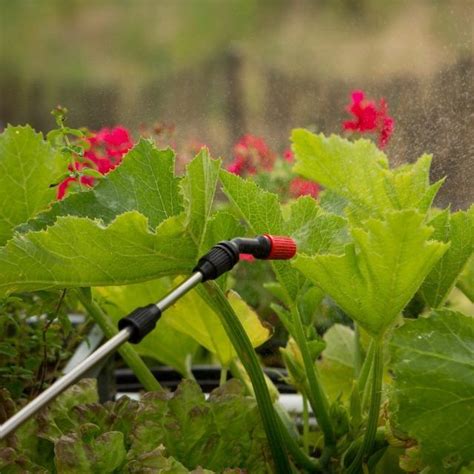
top-left (0, 0), bottom-right (472, 208)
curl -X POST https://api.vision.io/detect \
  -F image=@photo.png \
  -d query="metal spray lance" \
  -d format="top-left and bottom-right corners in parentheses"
top-left (0, 234), bottom-right (296, 439)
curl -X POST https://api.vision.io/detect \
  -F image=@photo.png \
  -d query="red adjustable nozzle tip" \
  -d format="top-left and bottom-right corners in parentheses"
top-left (264, 234), bottom-right (297, 260)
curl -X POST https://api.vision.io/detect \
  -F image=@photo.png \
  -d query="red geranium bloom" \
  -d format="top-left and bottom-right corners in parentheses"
top-left (283, 149), bottom-right (294, 162)
top-left (290, 178), bottom-right (320, 199)
top-left (227, 134), bottom-right (275, 176)
top-left (57, 126), bottom-right (133, 200)
top-left (343, 90), bottom-right (394, 148)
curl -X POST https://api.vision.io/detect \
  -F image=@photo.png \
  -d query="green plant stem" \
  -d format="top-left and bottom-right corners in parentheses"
top-left (302, 394), bottom-right (310, 454)
top-left (276, 415), bottom-right (322, 473)
top-left (290, 304), bottom-right (336, 450)
top-left (358, 340), bottom-right (375, 411)
top-left (76, 288), bottom-right (162, 392)
top-left (353, 324), bottom-right (363, 377)
top-left (198, 283), bottom-right (292, 473)
top-left (347, 338), bottom-right (384, 473)
top-left (219, 366), bottom-right (228, 387)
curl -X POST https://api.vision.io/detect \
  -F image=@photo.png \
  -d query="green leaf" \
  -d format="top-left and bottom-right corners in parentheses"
top-left (419, 206), bottom-right (474, 307)
top-left (162, 285), bottom-right (270, 366)
top-left (6, 380), bottom-right (270, 472)
top-left (123, 445), bottom-right (213, 473)
top-left (181, 148), bottom-right (221, 252)
top-left (0, 125), bottom-right (63, 245)
top-left (97, 280), bottom-right (198, 376)
top-left (54, 430), bottom-right (126, 474)
top-left (129, 379), bottom-right (271, 472)
top-left (0, 141), bottom-right (238, 297)
top-left (220, 171), bottom-right (346, 300)
top-left (24, 139), bottom-right (183, 232)
top-left (318, 324), bottom-right (355, 402)
top-left (99, 277), bottom-right (268, 369)
top-left (458, 255), bottom-right (474, 302)
top-left (80, 168), bottom-right (104, 179)
top-left (291, 130), bottom-right (442, 220)
top-left (0, 212), bottom-right (195, 295)
top-left (294, 210), bottom-right (448, 336)
top-left (389, 309), bottom-right (474, 472)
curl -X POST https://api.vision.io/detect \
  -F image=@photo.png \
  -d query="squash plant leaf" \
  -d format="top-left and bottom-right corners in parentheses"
top-left (23, 139), bottom-right (183, 231)
top-left (0, 125), bottom-right (64, 245)
top-left (220, 170), bottom-right (346, 300)
top-left (99, 278), bottom-right (269, 369)
top-left (317, 324), bottom-right (355, 402)
top-left (181, 147), bottom-right (221, 252)
top-left (389, 309), bottom-right (474, 472)
top-left (0, 211), bottom-right (195, 295)
top-left (291, 130), bottom-right (443, 220)
top-left (419, 206), bottom-right (474, 308)
top-left (0, 141), bottom-right (232, 296)
top-left (162, 284), bottom-right (270, 366)
top-left (458, 255), bottom-right (474, 302)
top-left (294, 210), bottom-right (448, 336)
top-left (97, 279), bottom-right (199, 376)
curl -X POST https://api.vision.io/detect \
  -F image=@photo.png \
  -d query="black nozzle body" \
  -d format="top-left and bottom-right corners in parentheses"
top-left (193, 235), bottom-right (276, 281)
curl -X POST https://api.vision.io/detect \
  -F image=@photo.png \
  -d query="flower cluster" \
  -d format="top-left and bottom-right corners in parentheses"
top-left (227, 135), bottom-right (319, 199)
top-left (228, 134), bottom-right (276, 175)
top-left (57, 126), bottom-right (133, 199)
top-left (343, 90), bottom-right (394, 148)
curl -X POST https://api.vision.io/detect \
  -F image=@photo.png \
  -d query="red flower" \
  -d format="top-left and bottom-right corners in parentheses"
top-left (283, 149), bottom-right (294, 163)
top-left (290, 178), bottom-right (320, 199)
top-left (57, 126), bottom-right (133, 200)
top-left (56, 162), bottom-right (94, 200)
top-left (343, 90), bottom-right (394, 148)
top-left (227, 134), bottom-right (275, 176)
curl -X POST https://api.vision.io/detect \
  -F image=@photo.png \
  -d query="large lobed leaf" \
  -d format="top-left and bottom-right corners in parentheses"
top-left (22, 139), bottom-right (183, 231)
top-left (0, 141), bottom-right (239, 296)
top-left (294, 210), bottom-right (448, 336)
top-left (291, 130), bottom-right (443, 221)
top-left (0, 125), bottom-right (64, 246)
top-left (389, 309), bottom-right (474, 473)
top-left (0, 211), bottom-right (195, 295)
top-left (317, 324), bottom-right (356, 402)
top-left (220, 170), bottom-right (346, 300)
top-left (99, 278), bottom-right (270, 369)
top-left (419, 206), bottom-right (474, 308)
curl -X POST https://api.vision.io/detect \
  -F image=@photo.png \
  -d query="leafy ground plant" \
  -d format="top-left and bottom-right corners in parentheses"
top-left (0, 117), bottom-right (473, 473)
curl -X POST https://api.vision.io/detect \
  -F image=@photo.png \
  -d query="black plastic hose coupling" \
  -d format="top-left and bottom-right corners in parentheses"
top-left (194, 234), bottom-right (297, 282)
top-left (118, 304), bottom-right (162, 343)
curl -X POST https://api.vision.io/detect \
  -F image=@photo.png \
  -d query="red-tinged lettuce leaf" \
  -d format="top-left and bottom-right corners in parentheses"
top-left (54, 430), bottom-right (126, 474)
top-left (0, 447), bottom-right (48, 474)
top-left (389, 309), bottom-right (474, 472)
top-left (123, 445), bottom-right (215, 473)
top-left (4, 379), bottom-right (271, 473)
top-left (129, 379), bottom-right (272, 472)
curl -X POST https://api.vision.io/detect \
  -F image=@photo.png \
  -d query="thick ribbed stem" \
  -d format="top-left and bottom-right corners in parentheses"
top-left (198, 283), bottom-right (293, 473)
top-left (347, 338), bottom-right (383, 473)
top-left (291, 304), bottom-right (336, 451)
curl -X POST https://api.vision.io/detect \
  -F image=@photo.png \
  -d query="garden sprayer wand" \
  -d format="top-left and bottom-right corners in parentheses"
top-left (0, 234), bottom-right (296, 440)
